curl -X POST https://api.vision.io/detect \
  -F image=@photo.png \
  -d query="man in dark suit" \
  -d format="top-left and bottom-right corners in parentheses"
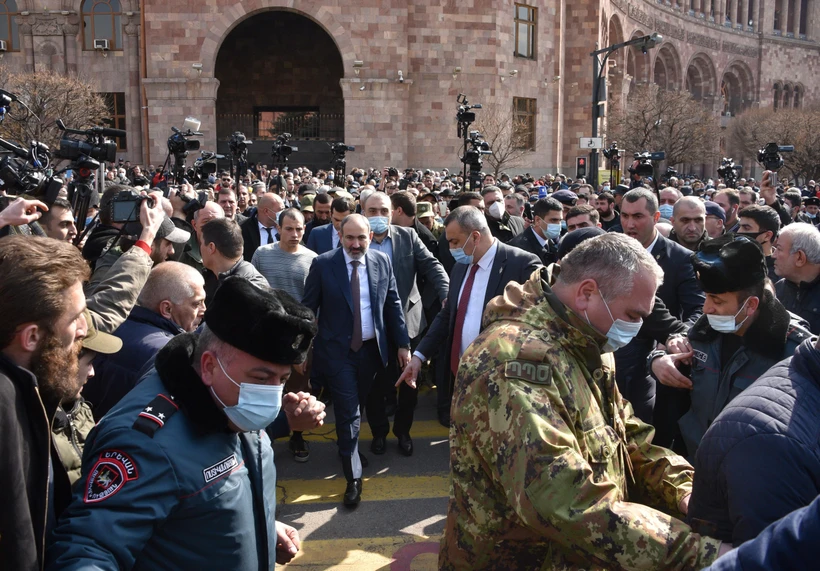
top-left (398, 206), bottom-right (541, 426)
top-left (436, 192), bottom-right (484, 275)
top-left (302, 214), bottom-right (410, 506)
top-left (482, 186), bottom-right (524, 243)
top-left (364, 192), bottom-right (449, 455)
top-left (507, 197), bottom-right (562, 266)
top-left (305, 197), bottom-right (353, 255)
top-left (302, 190), bottom-right (331, 244)
top-left (239, 193), bottom-right (284, 261)
top-left (617, 188), bottom-right (705, 436)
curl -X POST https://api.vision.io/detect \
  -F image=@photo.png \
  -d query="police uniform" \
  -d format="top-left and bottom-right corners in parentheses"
top-left (439, 268), bottom-right (722, 570)
top-left (47, 279), bottom-right (317, 570)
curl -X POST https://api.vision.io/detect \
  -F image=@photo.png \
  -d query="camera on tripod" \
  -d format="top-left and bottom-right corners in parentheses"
top-left (186, 150), bottom-right (224, 188)
top-left (228, 131), bottom-right (252, 157)
top-left (456, 93), bottom-right (482, 138)
top-left (757, 142), bottom-right (794, 188)
top-left (629, 151), bottom-right (666, 178)
top-left (168, 117), bottom-right (202, 158)
top-left (717, 157), bottom-right (742, 188)
top-left (329, 142), bottom-right (354, 175)
top-left (271, 133), bottom-right (297, 160)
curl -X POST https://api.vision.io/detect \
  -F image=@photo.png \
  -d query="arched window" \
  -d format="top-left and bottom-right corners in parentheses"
top-left (0, 0), bottom-right (20, 51)
top-left (794, 85), bottom-right (803, 108)
top-left (784, 84), bottom-right (793, 108)
top-left (773, 82), bottom-right (782, 110)
top-left (82, 0), bottom-right (122, 51)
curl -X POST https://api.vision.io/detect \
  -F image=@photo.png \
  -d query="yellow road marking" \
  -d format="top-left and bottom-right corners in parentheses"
top-left (301, 419), bottom-right (450, 443)
top-left (278, 474), bottom-right (450, 505)
top-left (288, 535), bottom-right (442, 570)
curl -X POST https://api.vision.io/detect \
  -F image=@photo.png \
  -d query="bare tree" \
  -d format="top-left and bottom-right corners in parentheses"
top-left (0, 67), bottom-right (109, 155)
top-left (607, 84), bottom-right (719, 168)
top-left (472, 102), bottom-right (537, 177)
top-left (729, 106), bottom-right (820, 184)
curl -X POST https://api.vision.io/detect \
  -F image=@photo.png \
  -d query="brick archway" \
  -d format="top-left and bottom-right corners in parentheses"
top-left (199, 0), bottom-right (356, 78)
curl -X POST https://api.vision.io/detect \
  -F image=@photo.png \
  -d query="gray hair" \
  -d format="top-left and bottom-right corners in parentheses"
top-left (557, 233), bottom-right (664, 297)
top-left (137, 261), bottom-right (204, 310)
top-left (780, 223), bottom-right (820, 264)
top-left (672, 196), bottom-right (706, 218)
top-left (359, 188), bottom-right (375, 209)
top-left (340, 213), bottom-right (371, 234)
top-left (660, 187), bottom-right (682, 200)
top-left (505, 193), bottom-right (525, 209)
top-left (443, 206), bottom-right (490, 235)
top-left (192, 324), bottom-right (235, 373)
top-left (623, 188), bottom-right (659, 215)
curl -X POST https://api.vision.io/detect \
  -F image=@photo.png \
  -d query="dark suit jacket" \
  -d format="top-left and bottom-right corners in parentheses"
top-left (302, 248), bottom-right (410, 376)
top-left (305, 223), bottom-right (336, 255)
top-left (239, 213), bottom-right (261, 262)
top-left (487, 213), bottom-right (524, 243)
top-left (416, 240), bottom-right (541, 370)
top-left (378, 225), bottom-right (448, 339)
top-left (507, 227), bottom-right (558, 267)
top-left (651, 232), bottom-right (704, 323)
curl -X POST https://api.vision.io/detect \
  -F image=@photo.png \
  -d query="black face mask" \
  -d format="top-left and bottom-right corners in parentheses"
top-left (312, 218), bottom-right (329, 227)
top-left (735, 230), bottom-right (769, 244)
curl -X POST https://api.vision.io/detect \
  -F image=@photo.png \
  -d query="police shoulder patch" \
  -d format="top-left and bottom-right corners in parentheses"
top-left (84, 450), bottom-right (139, 503)
top-left (504, 359), bottom-right (552, 385)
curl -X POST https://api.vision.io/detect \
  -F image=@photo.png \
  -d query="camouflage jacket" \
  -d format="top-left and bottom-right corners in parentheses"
top-left (439, 268), bottom-right (722, 571)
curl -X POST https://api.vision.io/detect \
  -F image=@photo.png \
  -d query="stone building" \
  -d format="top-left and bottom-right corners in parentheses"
top-left (0, 0), bottom-right (816, 176)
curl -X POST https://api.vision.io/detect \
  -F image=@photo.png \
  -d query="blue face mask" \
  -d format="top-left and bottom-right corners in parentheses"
top-left (585, 290), bottom-right (643, 353)
top-left (659, 204), bottom-right (674, 219)
top-left (368, 216), bottom-right (389, 234)
top-left (561, 220), bottom-right (567, 231)
top-left (84, 216), bottom-right (94, 227)
top-left (546, 223), bottom-right (562, 241)
top-left (450, 233), bottom-right (477, 265)
top-left (210, 357), bottom-right (284, 432)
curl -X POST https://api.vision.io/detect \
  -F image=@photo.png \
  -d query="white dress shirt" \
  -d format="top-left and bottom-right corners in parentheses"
top-left (343, 249), bottom-right (375, 341)
top-left (530, 226), bottom-right (547, 248)
top-left (331, 228), bottom-right (340, 250)
top-left (456, 239), bottom-right (498, 357)
top-left (646, 230), bottom-right (660, 253)
top-left (258, 221), bottom-right (277, 246)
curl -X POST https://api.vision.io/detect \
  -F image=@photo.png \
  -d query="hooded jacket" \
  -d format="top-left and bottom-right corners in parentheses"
top-left (440, 268), bottom-right (721, 570)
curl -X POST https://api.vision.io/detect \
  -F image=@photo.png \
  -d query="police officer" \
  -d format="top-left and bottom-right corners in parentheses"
top-left (649, 234), bottom-right (811, 459)
top-left (47, 278), bottom-right (324, 570)
top-left (440, 233), bottom-right (729, 570)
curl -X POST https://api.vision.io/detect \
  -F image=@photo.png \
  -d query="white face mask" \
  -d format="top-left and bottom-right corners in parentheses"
top-left (586, 290), bottom-right (643, 353)
top-left (488, 201), bottom-right (505, 220)
top-left (707, 297), bottom-right (751, 334)
top-left (210, 357), bottom-right (284, 432)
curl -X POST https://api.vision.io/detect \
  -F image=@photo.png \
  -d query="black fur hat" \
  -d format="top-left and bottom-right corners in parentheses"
top-left (691, 234), bottom-right (766, 294)
top-left (204, 277), bottom-right (317, 364)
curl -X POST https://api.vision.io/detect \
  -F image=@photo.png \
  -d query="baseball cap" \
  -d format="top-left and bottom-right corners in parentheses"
top-left (81, 310), bottom-right (122, 354)
top-left (156, 216), bottom-right (191, 244)
top-left (300, 194), bottom-right (315, 212)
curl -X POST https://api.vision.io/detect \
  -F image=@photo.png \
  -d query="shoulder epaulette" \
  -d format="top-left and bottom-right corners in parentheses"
top-left (132, 394), bottom-right (179, 438)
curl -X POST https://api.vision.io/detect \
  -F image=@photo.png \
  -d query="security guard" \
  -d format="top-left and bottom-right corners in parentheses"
top-left (47, 278), bottom-right (319, 570)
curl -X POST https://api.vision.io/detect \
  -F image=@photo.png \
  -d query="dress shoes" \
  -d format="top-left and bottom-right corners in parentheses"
top-left (438, 410), bottom-right (451, 428)
top-left (397, 433), bottom-right (414, 456)
top-left (370, 436), bottom-right (387, 455)
top-left (343, 478), bottom-right (362, 507)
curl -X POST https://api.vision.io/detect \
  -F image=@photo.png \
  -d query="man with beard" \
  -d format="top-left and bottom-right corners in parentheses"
top-left (0, 236), bottom-right (90, 570)
top-left (302, 186), bottom-right (329, 243)
top-left (595, 191), bottom-right (621, 232)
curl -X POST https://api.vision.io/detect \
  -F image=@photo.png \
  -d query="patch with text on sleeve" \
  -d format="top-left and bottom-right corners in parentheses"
top-left (84, 450), bottom-right (139, 503)
top-left (504, 359), bottom-right (552, 385)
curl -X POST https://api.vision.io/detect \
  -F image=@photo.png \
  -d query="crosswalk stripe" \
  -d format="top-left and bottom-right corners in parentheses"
top-left (301, 419), bottom-right (450, 442)
top-left (278, 474), bottom-right (450, 505)
top-left (288, 535), bottom-right (442, 569)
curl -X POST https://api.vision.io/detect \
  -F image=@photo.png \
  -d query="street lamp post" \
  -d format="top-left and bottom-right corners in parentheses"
top-left (590, 33), bottom-right (663, 190)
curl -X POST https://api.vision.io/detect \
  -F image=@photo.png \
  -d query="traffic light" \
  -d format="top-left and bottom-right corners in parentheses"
top-left (576, 156), bottom-right (587, 179)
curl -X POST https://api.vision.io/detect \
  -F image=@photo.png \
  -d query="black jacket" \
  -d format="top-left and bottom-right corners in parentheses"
top-left (82, 224), bottom-right (121, 265)
top-left (690, 339), bottom-right (820, 545)
top-left (0, 354), bottom-right (56, 570)
top-left (239, 212), bottom-right (261, 262)
top-left (486, 213), bottom-right (524, 244)
top-left (507, 227), bottom-right (558, 267)
top-left (776, 274), bottom-right (820, 334)
top-left (615, 233), bottom-right (704, 431)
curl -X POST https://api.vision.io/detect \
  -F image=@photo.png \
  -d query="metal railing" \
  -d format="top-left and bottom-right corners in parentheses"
top-left (216, 113), bottom-right (344, 141)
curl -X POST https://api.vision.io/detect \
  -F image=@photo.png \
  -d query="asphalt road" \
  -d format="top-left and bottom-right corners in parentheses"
top-left (273, 384), bottom-right (450, 570)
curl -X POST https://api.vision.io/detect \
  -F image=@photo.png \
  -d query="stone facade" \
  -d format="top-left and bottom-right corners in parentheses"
top-left (1, 0), bottom-right (817, 175)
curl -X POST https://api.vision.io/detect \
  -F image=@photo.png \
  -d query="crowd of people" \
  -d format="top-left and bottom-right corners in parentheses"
top-left (1, 154), bottom-right (820, 570)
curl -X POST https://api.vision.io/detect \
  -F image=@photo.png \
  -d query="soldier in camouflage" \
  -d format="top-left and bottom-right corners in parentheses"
top-left (439, 233), bottom-right (729, 570)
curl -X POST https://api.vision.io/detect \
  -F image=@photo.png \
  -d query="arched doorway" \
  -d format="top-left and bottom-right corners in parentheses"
top-left (214, 10), bottom-right (344, 169)
top-left (685, 53), bottom-right (717, 102)
top-left (720, 61), bottom-right (755, 116)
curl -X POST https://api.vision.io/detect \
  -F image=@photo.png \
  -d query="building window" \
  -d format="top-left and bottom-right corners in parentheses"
top-left (0, 0), bottom-right (19, 51)
top-left (82, 0), bottom-right (122, 51)
top-left (102, 92), bottom-right (127, 151)
top-left (773, 83), bottom-right (782, 110)
top-left (794, 85), bottom-right (803, 108)
top-left (514, 4), bottom-right (537, 59)
top-left (513, 97), bottom-right (536, 151)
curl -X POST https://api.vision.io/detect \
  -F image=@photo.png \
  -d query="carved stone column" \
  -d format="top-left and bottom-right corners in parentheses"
top-left (780, 0), bottom-right (790, 34)
top-left (123, 18), bottom-right (144, 164)
top-left (793, 0), bottom-right (802, 36)
top-left (63, 17), bottom-right (79, 74)
top-left (727, 0), bottom-right (736, 25)
top-left (18, 21), bottom-right (34, 71)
